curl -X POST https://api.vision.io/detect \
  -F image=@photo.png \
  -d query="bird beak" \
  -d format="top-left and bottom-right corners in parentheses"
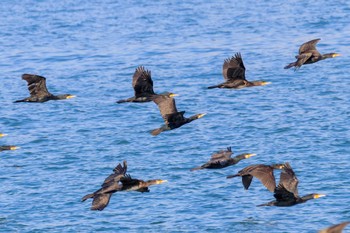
top-left (197, 113), bottom-right (206, 118)
top-left (0, 134), bottom-right (8, 137)
top-left (245, 153), bottom-right (257, 158)
top-left (261, 81), bottom-right (271, 86)
top-left (169, 93), bottom-right (178, 97)
top-left (157, 180), bottom-right (168, 184)
top-left (10, 146), bottom-right (20, 150)
top-left (332, 53), bottom-right (341, 57)
top-left (314, 194), bottom-right (326, 199)
top-left (66, 95), bottom-right (76, 99)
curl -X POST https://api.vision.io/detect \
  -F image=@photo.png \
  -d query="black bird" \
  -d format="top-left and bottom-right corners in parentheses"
top-left (14, 74), bottom-right (75, 103)
top-left (257, 162), bottom-right (325, 207)
top-left (191, 147), bottom-right (256, 171)
top-left (117, 66), bottom-right (176, 103)
top-left (319, 221), bottom-right (350, 233)
top-left (82, 161), bottom-right (167, 211)
top-left (226, 163), bottom-right (285, 192)
top-left (208, 53), bottom-right (270, 89)
top-left (150, 95), bottom-right (205, 136)
top-left (284, 38), bottom-right (340, 70)
top-left (0, 146), bottom-right (19, 152)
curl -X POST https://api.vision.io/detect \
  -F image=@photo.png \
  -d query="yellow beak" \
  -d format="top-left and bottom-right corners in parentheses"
top-left (157, 180), bottom-right (168, 184)
top-left (332, 53), bottom-right (341, 57)
top-left (198, 113), bottom-right (206, 118)
top-left (169, 93), bottom-right (178, 97)
top-left (10, 146), bottom-right (20, 150)
top-left (66, 95), bottom-right (76, 99)
top-left (314, 194), bottom-right (326, 199)
top-left (245, 153), bottom-right (257, 158)
top-left (0, 133), bottom-right (7, 137)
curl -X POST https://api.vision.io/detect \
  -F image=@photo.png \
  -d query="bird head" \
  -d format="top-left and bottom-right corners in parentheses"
top-left (331, 53), bottom-right (341, 58)
top-left (271, 163), bottom-right (285, 169)
top-left (242, 153), bottom-right (257, 159)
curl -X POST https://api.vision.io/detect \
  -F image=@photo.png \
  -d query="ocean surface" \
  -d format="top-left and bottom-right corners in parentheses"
top-left (0, 1), bottom-right (349, 232)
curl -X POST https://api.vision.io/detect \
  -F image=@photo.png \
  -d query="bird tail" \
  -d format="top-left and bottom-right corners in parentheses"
top-left (116, 99), bottom-right (127, 104)
top-left (190, 166), bottom-right (204, 171)
top-left (13, 99), bottom-right (26, 103)
top-left (284, 62), bottom-right (296, 69)
top-left (150, 128), bottom-right (164, 136)
top-left (207, 84), bottom-right (221, 89)
top-left (81, 193), bottom-right (94, 202)
top-left (226, 174), bottom-right (239, 179)
top-left (256, 201), bottom-right (273, 207)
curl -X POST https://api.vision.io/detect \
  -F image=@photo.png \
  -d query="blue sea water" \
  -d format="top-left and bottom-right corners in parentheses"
top-left (0, 0), bottom-right (349, 232)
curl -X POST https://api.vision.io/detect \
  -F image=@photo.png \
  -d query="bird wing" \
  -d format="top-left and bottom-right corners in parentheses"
top-left (102, 161), bottom-right (127, 187)
top-left (210, 147), bottom-right (233, 162)
top-left (91, 193), bottom-right (112, 211)
top-left (319, 221), bottom-right (350, 233)
top-left (242, 175), bottom-right (254, 190)
top-left (279, 162), bottom-right (299, 197)
top-left (298, 38), bottom-right (321, 54)
top-left (120, 174), bottom-right (141, 187)
top-left (248, 165), bottom-right (277, 192)
top-left (22, 74), bottom-right (52, 98)
top-left (273, 184), bottom-right (295, 202)
top-left (222, 53), bottom-right (246, 81)
top-left (152, 95), bottom-right (178, 119)
top-left (165, 111), bottom-right (186, 125)
top-left (295, 52), bottom-right (313, 68)
top-left (132, 66), bottom-right (155, 97)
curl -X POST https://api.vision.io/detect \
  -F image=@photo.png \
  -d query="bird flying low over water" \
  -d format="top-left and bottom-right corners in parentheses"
top-left (150, 95), bottom-right (206, 136)
top-left (257, 162), bottom-right (325, 207)
top-left (14, 74), bottom-right (75, 103)
top-left (208, 53), bottom-right (270, 89)
top-left (191, 147), bottom-right (256, 171)
top-left (226, 163), bottom-right (285, 192)
top-left (116, 66), bottom-right (176, 103)
top-left (284, 38), bottom-right (341, 70)
top-left (0, 146), bottom-right (20, 152)
top-left (82, 161), bottom-right (167, 211)
top-left (319, 221), bottom-right (350, 233)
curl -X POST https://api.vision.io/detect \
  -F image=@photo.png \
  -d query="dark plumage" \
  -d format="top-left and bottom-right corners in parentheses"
top-left (117, 66), bottom-right (176, 103)
top-left (284, 38), bottom-right (341, 70)
top-left (226, 163), bottom-right (285, 192)
top-left (319, 221), bottom-right (350, 233)
top-left (0, 145), bottom-right (19, 152)
top-left (150, 95), bottom-right (205, 136)
top-left (257, 162), bottom-right (325, 207)
top-left (208, 53), bottom-right (270, 89)
top-left (14, 74), bottom-right (75, 103)
top-left (191, 147), bottom-right (256, 171)
top-left (82, 161), bottom-right (167, 211)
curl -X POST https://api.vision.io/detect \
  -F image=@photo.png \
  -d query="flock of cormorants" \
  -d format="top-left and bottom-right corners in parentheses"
top-left (1, 38), bottom-right (347, 232)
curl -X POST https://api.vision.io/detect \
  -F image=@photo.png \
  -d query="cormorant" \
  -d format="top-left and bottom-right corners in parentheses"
top-left (191, 147), bottom-right (256, 171)
top-left (284, 39), bottom-right (340, 70)
top-left (208, 53), bottom-right (270, 89)
top-left (117, 66), bottom-right (176, 103)
top-left (82, 161), bottom-right (167, 211)
top-left (14, 74), bottom-right (75, 103)
top-left (319, 221), bottom-right (350, 233)
top-left (150, 95), bottom-right (205, 136)
top-left (257, 162), bottom-right (325, 207)
top-left (0, 146), bottom-right (19, 152)
top-left (226, 163), bottom-right (285, 192)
